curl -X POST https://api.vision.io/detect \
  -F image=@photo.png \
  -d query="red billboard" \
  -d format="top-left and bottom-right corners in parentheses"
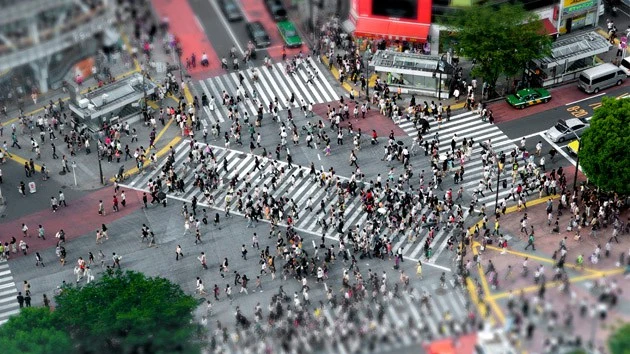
top-left (350, 0), bottom-right (432, 42)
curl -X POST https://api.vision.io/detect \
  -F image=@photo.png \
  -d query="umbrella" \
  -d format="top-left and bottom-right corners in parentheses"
top-left (158, 191), bottom-right (166, 201)
top-left (377, 207), bottom-right (387, 215)
top-left (397, 140), bottom-right (404, 146)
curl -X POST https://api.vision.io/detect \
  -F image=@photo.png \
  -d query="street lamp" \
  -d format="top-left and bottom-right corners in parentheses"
top-left (435, 54), bottom-right (447, 99)
top-left (71, 161), bottom-right (77, 186)
top-left (97, 145), bottom-right (104, 185)
top-left (557, 121), bottom-right (582, 189)
top-left (363, 50), bottom-right (372, 99)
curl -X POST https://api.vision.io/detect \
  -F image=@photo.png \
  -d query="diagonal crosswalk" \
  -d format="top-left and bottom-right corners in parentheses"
top-left (398, 111), bottom-right (518, 211)
top-left (197, 58), bottom-right (339, 127)
top-left (322, 286), bottom-right (470, 353)
top-left (0, 260), bottom-right (20, 325)
top-left (121, 141), bottom-right (455, 266)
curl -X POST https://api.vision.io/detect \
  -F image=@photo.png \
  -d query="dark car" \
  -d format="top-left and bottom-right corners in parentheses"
top-left (246, 21), bottom-right (271, 48)
top-left (219, 0), bottom-right (243, 22)
top-left (264, 0), bottom-right (287, 21)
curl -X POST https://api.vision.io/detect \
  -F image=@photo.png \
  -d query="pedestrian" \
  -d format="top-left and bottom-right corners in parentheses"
top-left (142, 192), bottom-right (148, 208)
top-left (19, 239), bottom-right (29, 255)
top-left (24, 293), bottom-right (31, 307)
top-left (98, 200), bottom-right (105, 216)
top-left (213, 284), bottom-right (220, 300)
top-left (112, 195), bottom-right (119, 212)
top-left (252, 233), bottom-right (259, 250)
top-left (176, 245), bottom-right (183, 260)
top-left (22, 223), bottom-right (29, 237)
top-left (240, 275), bottom-right (249, 294)
top-left (37, 225), bottom-right (46, 240)
top-left (524, 233), bottom-right (536, 251)
top-left (58, 191), bottom-right (67, 207)
top-left (120, 191), bottom-right (126, 207)
top-left (16, 292), bottom-right (24, 308)
top-left (241, 244), bottom-right (248, 260)
top-left (198, 252), bottom-right (208, 269)
top-left (112, 252), bottom-right (122, 268)
top-left (255, 276), bottom-right (263, 292)
top-left (35, 252), bottom-right (45, 267)
top-left (416, 260), bottom-right (423, 279)
top-left (42, 294), bottom-right (50, 309)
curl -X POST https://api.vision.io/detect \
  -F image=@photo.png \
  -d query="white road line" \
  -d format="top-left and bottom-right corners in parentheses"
top-left (207, 0), bottom-right (245, 56)
top-left (510, 131), bottom-right (547, 141)
top-left (194, 15), bottom-right (205, 33)
top-left (234, 0), bottom-right (252, 22)
top-left (539, 132), bottom-right (577, 166)
top-left (565, 92), bottom-right (606, 106)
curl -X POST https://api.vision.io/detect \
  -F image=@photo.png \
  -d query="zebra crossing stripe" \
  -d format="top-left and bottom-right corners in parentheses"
top-left (0, 261), bottom-right (19, 326)
top-left (197, 60), bottom-right (339, 126)
top-left (121, 142), bottom-right (454, 268)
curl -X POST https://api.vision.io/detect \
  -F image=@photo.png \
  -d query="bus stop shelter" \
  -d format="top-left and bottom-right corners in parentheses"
top-left (527, 31), bottom-right (611, 87)
top-left (370, 50), bottom-right (454, 99)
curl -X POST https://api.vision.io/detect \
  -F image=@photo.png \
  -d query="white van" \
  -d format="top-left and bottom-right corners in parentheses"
top-left (620, 57), bottom-right (630, 76)
top-left (578, 63), bottom-right (627, 93)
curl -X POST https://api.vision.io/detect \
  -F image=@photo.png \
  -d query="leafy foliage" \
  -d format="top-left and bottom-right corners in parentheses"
top-left (0, 307), bottom-right (73, 354)
top-left (0, 271), bottom-right (199, 354)
top-left (579, 97), bottom-right (630, 194)
top-left (440, 4), bottom-right (552, 90)
top-left (54, 270), bottom-right (199, 354)
top-left (608, 323), bottom-right (630, 354)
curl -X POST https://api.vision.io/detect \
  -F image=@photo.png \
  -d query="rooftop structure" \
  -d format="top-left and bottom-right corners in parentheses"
top-left (69, 73), bottom-right (156, 123)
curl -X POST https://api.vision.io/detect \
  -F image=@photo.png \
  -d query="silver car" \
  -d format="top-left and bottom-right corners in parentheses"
top-left (545, 118), bottom-right (590, 143)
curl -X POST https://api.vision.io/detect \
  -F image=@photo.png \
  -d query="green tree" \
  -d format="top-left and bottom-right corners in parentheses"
top-left (54, 270), bottom-right (199, 354)
top-left (609, 323), bottom-right (630, 354)
top-left (440, 4), bottom-right (552, 93)
top-left (578, 97), bottom-right (630, 194)
top-left (0, 307), bottom-right (73, 354)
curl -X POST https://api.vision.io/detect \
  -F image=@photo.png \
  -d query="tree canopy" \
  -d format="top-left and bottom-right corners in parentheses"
top-left (578, 97), bottom-right (630, 194)
top-left (608, 323), bottom-right (630, 354)
top-left (0, 307), bottom-right (73, 354)
top-left (440, 3), bottom-right (552, 91)
top-left (0, 270), bottom-right (200, 354)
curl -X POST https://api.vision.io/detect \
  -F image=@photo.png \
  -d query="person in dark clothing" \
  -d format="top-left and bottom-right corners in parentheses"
top-left (24, 293), bottom-right (31, 307)
top-left (16, 292), bottom-right (24, 308)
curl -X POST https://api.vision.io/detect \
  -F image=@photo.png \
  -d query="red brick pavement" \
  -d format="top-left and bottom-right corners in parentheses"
top-left (311, 102), bottom-right (407, 138)
top-left (1, 187), bottom-right (143, 260)
top-left (476, 198), bottom-right (630, 353)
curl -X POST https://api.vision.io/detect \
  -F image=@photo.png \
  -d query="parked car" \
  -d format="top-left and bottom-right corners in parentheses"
top-left (219, 0), bottom-right (243, 22)
top-left (277, 21), bottom-right (302, 48)
top-left (505, 88), bottom-right (551, 109)
top-left (246, 21), bottom-right (271, 48)
top-left (545, 118), bottom-right (590, 143)
top-left (265, 0), bottom-right (287, 21)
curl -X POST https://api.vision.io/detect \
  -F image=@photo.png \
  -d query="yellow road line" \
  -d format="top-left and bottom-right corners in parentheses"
top-left (3, 150), bottom-right (43, 172)
top-left (465, 276), bottom-right (495, 326)
top-left (483, 245), bottom-right (600, 274)
top-left (119, 31), bottom-right (141, 72)
top-left (154, 117), bottom-right (174, 143)
top-left (111, 135), bottom-right (181, 181)
top-left (490, 268), bottom-right (624, 301)
top-left (503, 194), bottom-right (559, 214)
top-left (183, 84), bottom-right (194, 105)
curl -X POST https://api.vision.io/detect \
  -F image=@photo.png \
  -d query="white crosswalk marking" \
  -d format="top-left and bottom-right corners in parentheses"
top-left (0, 261), bottom-right (20, 325)
top-left (318, 287), bottom-right (467, 353)
top-left (121, 141), bottom-right (455, 267)
top-left (398, 111), bottom-right (519, 211)
top-left (196, 58), bottom-right (337, 127)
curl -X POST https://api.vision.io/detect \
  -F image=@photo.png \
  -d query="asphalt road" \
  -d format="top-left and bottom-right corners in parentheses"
top-left (497, 85), bottom-right (630, 140)
top-left (497, 85), bottom-right (630, 172)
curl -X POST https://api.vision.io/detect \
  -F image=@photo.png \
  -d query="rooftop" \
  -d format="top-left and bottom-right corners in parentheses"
top-left (535, 31), bottom-right (611, 69)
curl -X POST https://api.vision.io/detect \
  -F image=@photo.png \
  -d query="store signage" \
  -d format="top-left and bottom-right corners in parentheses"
top-left (563, 0), bottom-right (596, 13)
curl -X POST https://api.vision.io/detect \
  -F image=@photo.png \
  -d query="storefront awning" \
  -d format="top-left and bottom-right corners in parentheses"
top-left (540, 18), bottom-right (558, 35)
top-left (353, 17), bottom-right (430, 42)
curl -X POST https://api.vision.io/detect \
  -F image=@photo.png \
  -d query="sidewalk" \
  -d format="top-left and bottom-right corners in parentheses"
top-left (471, 198), bottom-right (630, 353)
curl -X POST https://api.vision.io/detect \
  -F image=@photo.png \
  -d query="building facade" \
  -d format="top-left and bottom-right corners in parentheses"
top-left (0, 0), bottom-right (117, 101)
